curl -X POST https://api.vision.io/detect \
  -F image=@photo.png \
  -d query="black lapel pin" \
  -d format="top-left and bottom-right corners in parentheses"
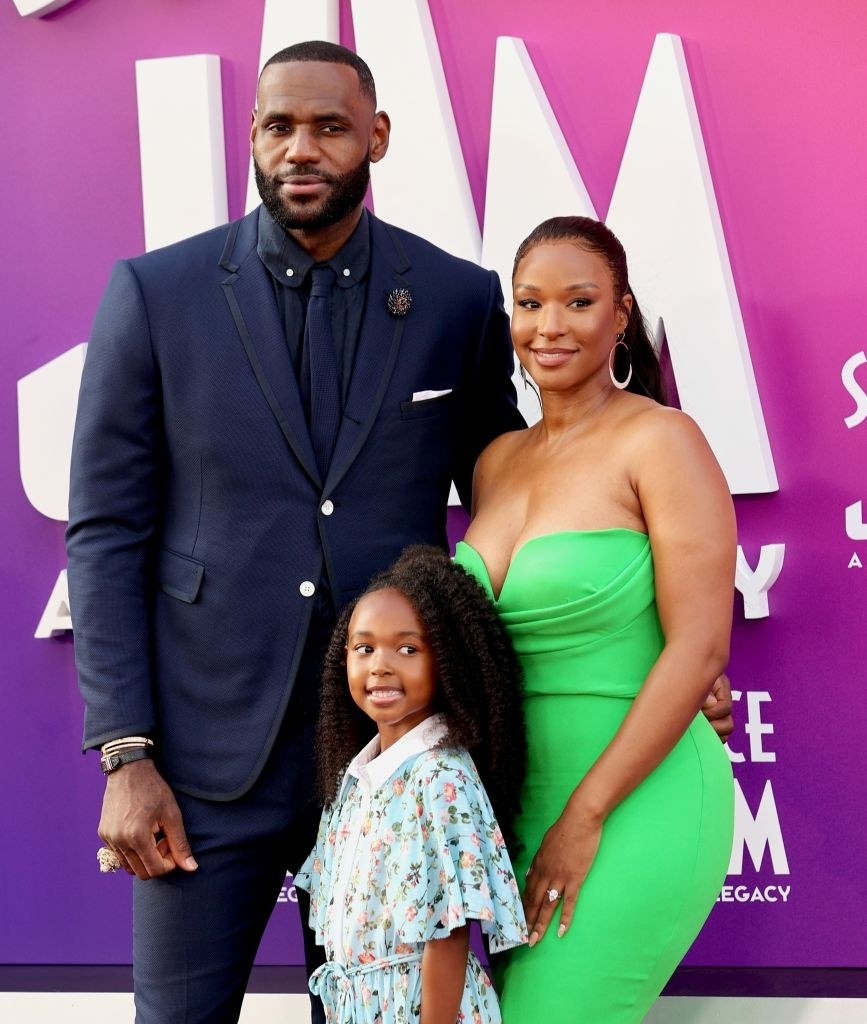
top-left (387, 287), bottom-right (412, 317)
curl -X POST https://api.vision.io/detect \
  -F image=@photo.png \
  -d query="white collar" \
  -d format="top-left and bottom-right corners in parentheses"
top-left (346, 713), bottom-right (448, 795)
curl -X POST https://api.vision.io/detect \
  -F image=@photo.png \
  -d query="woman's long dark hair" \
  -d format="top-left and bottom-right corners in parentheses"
top-left (315, 544), bottom-right (527, 849)
top-left (513, 216), bottom-right (665, 403)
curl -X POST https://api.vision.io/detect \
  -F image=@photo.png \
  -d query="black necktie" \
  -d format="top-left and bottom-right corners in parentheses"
top-left (302, 265), bottom-right (340, 478)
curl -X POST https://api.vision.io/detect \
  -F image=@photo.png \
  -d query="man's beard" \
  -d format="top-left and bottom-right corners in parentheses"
top-left (254, 155), bottom-right (371, 232)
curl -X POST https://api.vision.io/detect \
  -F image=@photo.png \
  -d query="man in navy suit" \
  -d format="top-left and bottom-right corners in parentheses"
top-left (66, 41), bottom-right (523, 1023)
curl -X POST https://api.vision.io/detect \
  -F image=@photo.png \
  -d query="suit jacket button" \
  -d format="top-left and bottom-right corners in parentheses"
top-left (321, 500), bottom-right (334, 516)
top-left (299, 581), bottom-right (315, 597)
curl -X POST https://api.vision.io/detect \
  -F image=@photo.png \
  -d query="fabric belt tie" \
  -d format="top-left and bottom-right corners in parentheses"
top-left (302, 264), bottom-right (341, 479)
top-left (309, 951), bottom-right (422, 1021)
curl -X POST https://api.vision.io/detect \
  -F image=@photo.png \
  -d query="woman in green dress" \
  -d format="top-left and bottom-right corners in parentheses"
top-left (454, 217), bottom-right (735, 1021)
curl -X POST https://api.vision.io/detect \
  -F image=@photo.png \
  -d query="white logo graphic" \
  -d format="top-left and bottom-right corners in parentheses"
top-left (19, 0), bottom-right (781, 629)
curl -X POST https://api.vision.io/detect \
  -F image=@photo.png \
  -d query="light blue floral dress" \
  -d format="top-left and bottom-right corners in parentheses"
top-left (295, 715), bottom-right (527, 1024)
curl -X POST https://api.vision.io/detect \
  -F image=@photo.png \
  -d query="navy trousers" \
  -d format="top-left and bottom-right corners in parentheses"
top-left (132, 623), bottom-right (331, 1024)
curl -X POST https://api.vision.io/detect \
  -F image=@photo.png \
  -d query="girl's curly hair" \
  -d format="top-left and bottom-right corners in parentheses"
top-left (315, 544), bottom-right (527, 848)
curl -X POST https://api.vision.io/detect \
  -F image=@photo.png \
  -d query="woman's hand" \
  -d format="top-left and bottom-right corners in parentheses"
top-left (523, 800), bottom-right (603, 947)
top-left (702, 673), bottom-right (734, 741)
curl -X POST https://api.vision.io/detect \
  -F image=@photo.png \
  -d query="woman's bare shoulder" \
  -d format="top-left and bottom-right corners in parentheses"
top-left (621, 400), bottom-right (710, 452)
top-left (623, 403), bottom-right (731, 514)
top-left (476, 426), bottom-right (530, 472)
top-left (472, 427), bottom-right (530, 507)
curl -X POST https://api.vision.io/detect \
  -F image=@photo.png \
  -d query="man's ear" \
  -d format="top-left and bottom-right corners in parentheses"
top-left (370, 110), bottom-right (391, 164)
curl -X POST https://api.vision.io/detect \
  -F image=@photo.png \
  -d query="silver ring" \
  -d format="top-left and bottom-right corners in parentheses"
top-left (97, 847), bottom-right (122, 873)
top-left (546, 887), bottom-right (560, 903)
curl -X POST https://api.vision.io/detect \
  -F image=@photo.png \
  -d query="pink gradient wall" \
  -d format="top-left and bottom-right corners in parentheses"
top-left (2, 0), bottom-right (865, 969)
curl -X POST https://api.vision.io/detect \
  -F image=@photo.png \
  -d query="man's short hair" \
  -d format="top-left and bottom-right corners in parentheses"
top-left (262, 40), bottom-right (377, 106)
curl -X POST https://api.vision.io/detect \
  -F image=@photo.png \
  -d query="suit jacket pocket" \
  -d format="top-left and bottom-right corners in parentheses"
top-left (399, 389), bottom-right (458, 420)
top-left (157, 547), bottom-right (205, 604)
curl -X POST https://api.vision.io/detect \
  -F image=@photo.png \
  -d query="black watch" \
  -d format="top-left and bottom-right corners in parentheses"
top-left (101, 747), bottom-right (153, 775)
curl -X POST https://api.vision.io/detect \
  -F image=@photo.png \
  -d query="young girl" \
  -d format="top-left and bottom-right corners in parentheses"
top-left (295, 544), bottom-right (528, 1024)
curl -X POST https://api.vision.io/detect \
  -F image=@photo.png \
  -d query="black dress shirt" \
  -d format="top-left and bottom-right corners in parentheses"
top-left (256, 206), bottom-right (371, 407)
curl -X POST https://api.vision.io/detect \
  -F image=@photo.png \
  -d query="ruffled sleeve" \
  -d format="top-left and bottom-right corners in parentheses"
top-left (386, 750), bottom-right (528, 953)
top-left (293, 796), bottom-right (340, 945)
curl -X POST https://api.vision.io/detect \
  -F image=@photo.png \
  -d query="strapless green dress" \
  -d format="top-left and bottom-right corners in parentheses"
top-left (454, 530), bottom-right (733, 1022)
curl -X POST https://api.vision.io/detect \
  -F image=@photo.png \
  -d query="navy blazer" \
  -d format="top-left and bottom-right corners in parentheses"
top-left (66, 209), bottom-right (522, 799)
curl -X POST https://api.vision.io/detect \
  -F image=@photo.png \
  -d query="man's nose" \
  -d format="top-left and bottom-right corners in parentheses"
top-left (284, 127), bottom-right (320, 164)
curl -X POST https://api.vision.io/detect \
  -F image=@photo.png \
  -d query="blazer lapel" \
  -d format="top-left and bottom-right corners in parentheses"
top-left (325, 217), bottom-right (411, 492)
top-left (219, 214), bottom-right (321, 487)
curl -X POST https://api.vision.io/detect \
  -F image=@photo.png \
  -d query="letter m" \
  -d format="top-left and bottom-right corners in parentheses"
top-left (728, 780), bottom-right (790, 875)
top-left (482, 33), bottom-right (777, 494)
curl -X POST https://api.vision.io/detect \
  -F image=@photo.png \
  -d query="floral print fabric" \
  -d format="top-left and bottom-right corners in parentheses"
top-left (295, 745), bottom-right (527, 1023)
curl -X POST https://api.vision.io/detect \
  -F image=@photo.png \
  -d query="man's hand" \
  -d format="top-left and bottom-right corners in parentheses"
top-left (701, 673), bottom-right (734, 742)
top-left (98, 759), bottom-right (198, 880)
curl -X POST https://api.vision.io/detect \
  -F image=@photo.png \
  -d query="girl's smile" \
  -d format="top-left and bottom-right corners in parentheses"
top-left (365, 686), bottom-right (406, 705)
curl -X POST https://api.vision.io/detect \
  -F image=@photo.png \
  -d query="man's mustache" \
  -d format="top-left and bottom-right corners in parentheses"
top-left (275, 166), bottom-right (335, 184)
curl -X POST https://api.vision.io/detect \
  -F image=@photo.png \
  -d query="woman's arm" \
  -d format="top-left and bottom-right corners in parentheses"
top-left (523, 409), bottom-right (736, 945)
top-left (420, 925), bottom-right (470, 1024)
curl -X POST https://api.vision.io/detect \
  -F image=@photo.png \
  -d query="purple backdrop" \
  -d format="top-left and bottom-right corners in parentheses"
top-left (2, 0), bottom-right (866, 969)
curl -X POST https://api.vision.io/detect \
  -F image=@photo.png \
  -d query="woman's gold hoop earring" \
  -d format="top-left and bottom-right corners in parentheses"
top-left (608, 333), bottom-right (632, 390)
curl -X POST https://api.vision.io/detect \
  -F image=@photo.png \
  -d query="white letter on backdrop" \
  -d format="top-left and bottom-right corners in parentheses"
top-left (18, 344), bottom-right (87, 522)
top-left (842, 351), bottom-right (867, 429)
top-left (35, 571), bottom-right (72, 638)
top-left (845, 501), bottom-right (867, 541)
top-left (352, 0), bottom-right (480, 263)
top-left (12, 0), bottom-right (74, 16)
top-left (136, 55), bottom-right (227, 252)
top-left (735, 544), bottom-right (785, 619)
top-left (728, 779), bottom-right (790, 875)
top-left (606, 34), bottom-right (777, 495)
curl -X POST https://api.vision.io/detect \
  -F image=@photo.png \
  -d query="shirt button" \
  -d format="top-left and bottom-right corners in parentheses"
top-left (342, 268), bottom-right (351, 277)
top-left (299, 581), bottom-right (315, 597)
top-left (321, 500), bottom-right (334, 516)
top-left (285, 268), bottom-right (294, 277)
